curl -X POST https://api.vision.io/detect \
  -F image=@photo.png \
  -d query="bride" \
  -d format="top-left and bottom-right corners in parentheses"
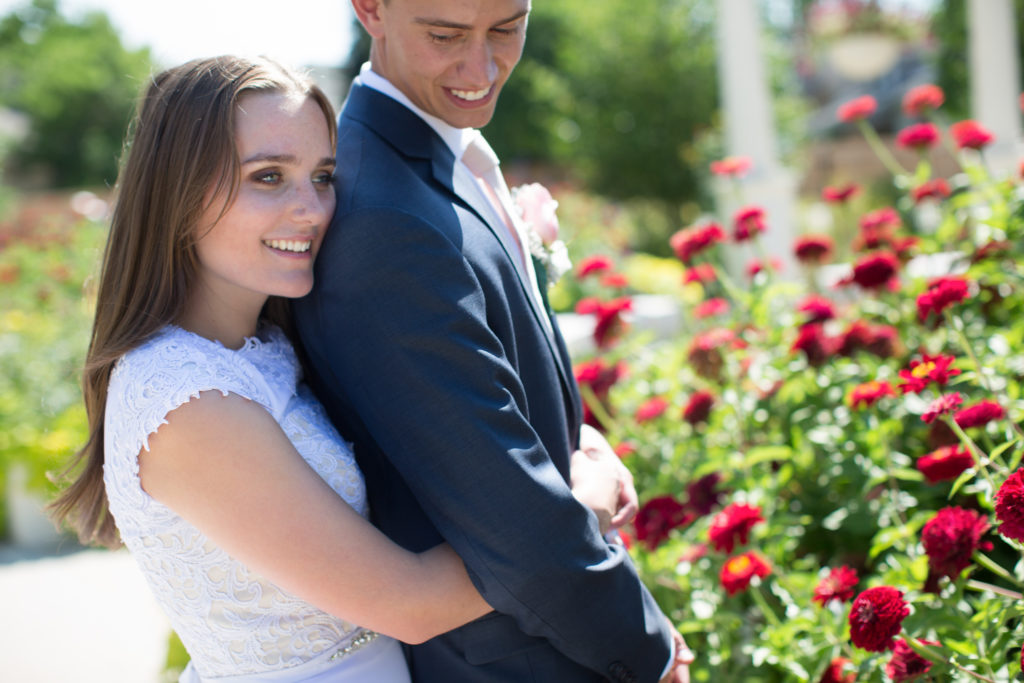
top-left (48, 55), bottom-right (624, 682)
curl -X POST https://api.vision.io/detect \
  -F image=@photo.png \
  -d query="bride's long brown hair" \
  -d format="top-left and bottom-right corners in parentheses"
top-left (48, 56), bottom-right (336, 547)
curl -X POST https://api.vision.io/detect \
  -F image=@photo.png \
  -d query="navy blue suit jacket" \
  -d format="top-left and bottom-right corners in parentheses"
top-left (293, 84), bottom-right (673, 683)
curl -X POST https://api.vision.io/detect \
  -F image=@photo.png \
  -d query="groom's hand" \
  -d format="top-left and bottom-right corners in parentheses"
top-left (659, 627), bottom-right (694, 683)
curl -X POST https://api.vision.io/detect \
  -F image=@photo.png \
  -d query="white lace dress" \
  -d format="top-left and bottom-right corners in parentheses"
top-left (103, 325), bottom-right (410, 682)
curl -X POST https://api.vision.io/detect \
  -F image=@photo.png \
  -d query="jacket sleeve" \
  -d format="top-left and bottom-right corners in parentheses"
top-left (294, 206), bottom-right (674, 682)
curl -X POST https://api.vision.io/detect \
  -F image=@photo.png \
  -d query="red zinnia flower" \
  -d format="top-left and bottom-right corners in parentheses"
top-left (903, 83), bottom-right (945, 117)
top-left (792, 323), bottom-right (837, 367)
top-left (720, 551), bottom-right (771, 596)
top-left (710, 156), bottom-right (752, 177)
top-left (600, 272), bottom-right (629, 289)
top-left (848, 380), bottom-right (896, 409)
top-left (574, 358), bottom-right (626, 429)
top-left (860, 207), bottom-right (901, 232)
top-left (819, 657), bottom-right (856, 683)
top-left (613, 441), bottom-right (637, 458)
top-left (886, 639), bottom-right (938, 682)
top-left (682, 390), bottom-right (715, 426)
top-left (917, 276), bottom-right (970, 321)
top-left (794, 235), bottom-right (834, 265)
top-left (812, 565), bottom-right (859, 606)
top-left (746, 256), bottom-right (781, 278)
top-left (635, 396), bottom-right (669, 423)
top-left (683, 263), bottom-right (716, 284)
top-left (634, 495), bottom-right (694, 550)
top-left (575, 254), bottom-right (614, 278)
top-left (837, 95), bottom-right (877, 122)
top-left (822, 183), bottom-right (860, 203)
top-left (837, 320), bottom-right (899, 359)
top-left (848, 586), bottom-right (910, 652)
top-left (896, 122), bottom-right (940, 149)
top-left (677, 543), bottom-right (709, 564)
top-left (996, 469), bottom-right (1024, 542)
top-left (576, 296), bottom-right (633, 348)
top-left (921, 506), bottom-right (991, 582)
top-left (670, 223), bottom-right (725, 264)
top-left (954, 399), bottom-right (1005, 429)
top-left (694, 297), bottom-right (730, 319)
top-left (897, 353), bottom-right (960, 394)
top-left (849, 251), bottom-right (899, 289)
top-left (733, 206), bottom-right (767, 242)
top-left (708, 502), bottom-right (763, 553)
top-left (796, 294), bottom-right (836, 324)
top-left (917, 444), bottom-right (974, 483)
top-left (685, 472), bottom-right (727, 516)
top-left (911, 178), bottom-right (951, 203)
top-left (688, 327), bottom-right (739, 380)
top-left (922, 392), bottom-right (963, 423)
top-left (950, 120), bottom-right (994, 150)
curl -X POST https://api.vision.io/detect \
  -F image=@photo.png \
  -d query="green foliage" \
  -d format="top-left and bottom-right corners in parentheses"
top-left (487, 0), bottom-right (719, 213)
top-left (0, 0), bottom-right (152, 188)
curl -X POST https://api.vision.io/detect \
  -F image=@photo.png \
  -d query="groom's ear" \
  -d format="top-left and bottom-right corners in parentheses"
top-left (351, 0), bottom-right (386, 38)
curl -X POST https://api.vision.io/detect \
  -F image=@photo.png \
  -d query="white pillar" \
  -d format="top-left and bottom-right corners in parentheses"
top-left (714, 0), bottom-right (799, 278)
top-left (967, 0), bottom-right (1023, 173)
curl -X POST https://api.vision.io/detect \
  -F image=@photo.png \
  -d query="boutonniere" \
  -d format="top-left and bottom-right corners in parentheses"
top-left (511, 182), bottom-right (572, 287)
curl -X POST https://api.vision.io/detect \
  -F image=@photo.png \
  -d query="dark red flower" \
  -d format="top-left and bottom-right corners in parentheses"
top-left (694, 297), bottom-right (729, 319)
top-left (682, 390), bottom-right (715, 426)
top-left (709, 502), bottom-right (763, 553)
top-left (917, 276), bottom-right (970, 322)
top-left (819, 657), bottom-right (856, 683)
top-left (635, 396), bottom-right (669, 423)
top-left (688, 327), bottom-right (739, 380)
top-left (860, 207), bottom-right (901, 232)
top-left (954, 399), bottom-right (1005, 429)
top-left (670, 223), bottom-right (726, 264)
top-left (950, 120), bottom-right (994, 150)
top-left (822, 183), bottom-right (860, 203)
top-left (677, 543), bottom-right (709, 564)
top-left (733, 206), bottom-right (767, 242)
top-left (797, 294), bottom-right (836, 324)
top-left (574, 358), bottom-right (626, 429)
top-left (600, 272), bottom-right (629, 289)
top-left (849, 251), bottom-right (899, 289)
top-left (576, 296), bottom-right (633, 348)
top-left (792, 323), bottom-right (837, 367)
top-left (837, 95), bottom-right (877, 122)
top-left (746, 256), bottom-right (782, 278)
top-left (886, 639), bottom-right (938, 682)
top-left (812, 565), bottom-right (859, 606)
top-left (848, 586), bottom-right (910, 652)
top-left (903, 84), bottom-right (945, 117)
top-left (613, 441), bottom-right (636, 458)
top-left (921, 506), bottom-right (991, 583)
top-left (897, 353), bottom-right (961, 394)
top-left (917, 444), bottom-right (974, 483)
top-left (911, 178), bottom-right (951, 203)
top-left (794, 235), bottom-right (834, 265)
top-left (710, 156), bottom-right (752, 177)
top-left (972, 240), bottom-right (1012, 263)
top-left (996, 469), bottom-right (1024, 542)
top-left (720, 551), bottom-right (772, 596)
top-left (575, 254), bottom-right (614, 278)
top-left (922, 392), bottom-right (963, 423)
top-left (896, 122), bottom-right (940, 149)
top-left (685, 472), bottom-right (727, 516)
top-left (848, 380), bottom-right (897, 409)
top-left (634, 495), bottom-right (694, 550)
top-left (838, 320), bottom-right (899, 359)
top-left (683, 263), bottom-right (716, 284)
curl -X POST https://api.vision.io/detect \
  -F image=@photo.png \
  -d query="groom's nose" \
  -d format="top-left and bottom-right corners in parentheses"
top-left (459, 39), bottom-right (498, 86)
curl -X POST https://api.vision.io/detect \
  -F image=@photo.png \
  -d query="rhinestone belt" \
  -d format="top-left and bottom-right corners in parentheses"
top-left (329, 629), bottom-right (380, 662)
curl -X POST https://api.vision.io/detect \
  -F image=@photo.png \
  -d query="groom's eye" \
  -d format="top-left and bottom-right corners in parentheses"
top-left (428, 32), bottom-right (458, 44)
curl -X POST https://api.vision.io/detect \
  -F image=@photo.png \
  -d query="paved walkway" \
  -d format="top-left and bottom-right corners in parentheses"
top-left (0, 543), bottom-right (170, 682)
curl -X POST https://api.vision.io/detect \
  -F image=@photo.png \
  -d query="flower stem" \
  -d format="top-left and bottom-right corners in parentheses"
top-left (965, 578), bottom-right (1024, 600)
top-left (972, 551), bottom-right (1024, 589)
top-left (749, 582), bottom-right (782, 628)
top-left (945, 416), bottom-right (1002, 485)
top-left (904, 639), bottom-right (998, 683)
top-left (857, 119), bottom-right (907, 179)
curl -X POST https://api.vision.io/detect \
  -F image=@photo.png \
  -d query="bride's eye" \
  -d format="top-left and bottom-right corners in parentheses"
top-left (253, 170), bottom-right (282, 185)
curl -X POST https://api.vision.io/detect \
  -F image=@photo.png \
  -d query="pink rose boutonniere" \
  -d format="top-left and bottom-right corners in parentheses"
top-left (512, 182), bottom-right (572, 288)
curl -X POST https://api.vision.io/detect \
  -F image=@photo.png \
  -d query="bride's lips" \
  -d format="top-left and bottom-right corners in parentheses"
top-left (445, 84), bottom-right (495, 109)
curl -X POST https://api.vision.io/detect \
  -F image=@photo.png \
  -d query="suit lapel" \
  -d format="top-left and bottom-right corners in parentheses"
top-left (342, 85), bottom-right (576, 402)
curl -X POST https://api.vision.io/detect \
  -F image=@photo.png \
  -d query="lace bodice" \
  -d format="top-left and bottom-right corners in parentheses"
top-left (104, 325), bottom-right (370, 679)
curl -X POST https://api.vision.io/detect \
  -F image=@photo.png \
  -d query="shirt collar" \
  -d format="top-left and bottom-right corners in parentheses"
top-left (355, 62), bottom-right (477, 161)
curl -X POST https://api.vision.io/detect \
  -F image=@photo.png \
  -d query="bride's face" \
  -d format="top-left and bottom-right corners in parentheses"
top-left (192, 92), bottom-right (336, 314)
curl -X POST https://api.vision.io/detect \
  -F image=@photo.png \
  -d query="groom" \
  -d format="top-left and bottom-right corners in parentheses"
top-left (295, 1), bottom-right (689, 681)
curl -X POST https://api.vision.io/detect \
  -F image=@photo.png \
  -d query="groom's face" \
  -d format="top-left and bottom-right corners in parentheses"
top-left (366, 0), bottom-right (529, 129)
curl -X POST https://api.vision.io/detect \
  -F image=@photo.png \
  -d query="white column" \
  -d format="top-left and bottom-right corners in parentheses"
top-left (714, 0), bottom-right (799, 278)
top-left (967, 0), bottom-right (1023, 173)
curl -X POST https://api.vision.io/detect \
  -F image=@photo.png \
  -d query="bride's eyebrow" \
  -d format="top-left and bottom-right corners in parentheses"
top-left (241, 154), bottom-right (336, 168)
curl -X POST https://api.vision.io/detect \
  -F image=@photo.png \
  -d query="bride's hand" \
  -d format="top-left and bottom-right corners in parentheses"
top-left (569, 448), bottom-right (622, 535)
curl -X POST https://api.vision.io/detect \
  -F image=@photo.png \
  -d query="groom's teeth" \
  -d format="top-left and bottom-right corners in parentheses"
top-left (264, 239), bottom-right (312, 253)
top-left (451, 87), bottom-right (490, 101)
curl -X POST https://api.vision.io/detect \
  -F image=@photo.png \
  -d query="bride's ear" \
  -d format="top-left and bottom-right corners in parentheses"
top-left (351, 0), bottom-right (386, 38)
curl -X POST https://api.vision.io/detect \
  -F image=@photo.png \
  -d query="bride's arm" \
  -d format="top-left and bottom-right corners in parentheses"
top-left (138, 390), bottom-right (492, 645)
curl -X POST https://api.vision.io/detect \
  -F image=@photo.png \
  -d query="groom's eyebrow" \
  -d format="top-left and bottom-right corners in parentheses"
top-left (413, 9), bottom-right (529, 30)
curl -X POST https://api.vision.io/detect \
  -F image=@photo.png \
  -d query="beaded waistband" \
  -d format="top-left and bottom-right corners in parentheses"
top-left (329, 629), bottom-right (380, 662)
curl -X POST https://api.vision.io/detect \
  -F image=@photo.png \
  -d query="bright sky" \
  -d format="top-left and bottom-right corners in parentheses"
top-left (0, 0), bottom-right (355, 69)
